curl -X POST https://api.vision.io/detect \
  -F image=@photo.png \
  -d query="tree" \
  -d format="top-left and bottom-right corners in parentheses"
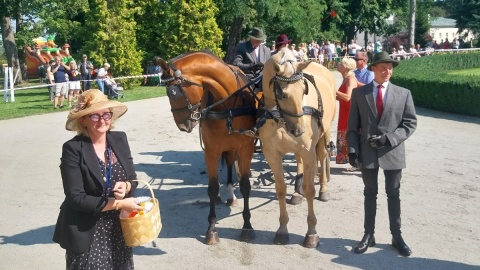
top-left (1, 1), bottom-right (23, 84)
top-left (81, 0), bottom-right (143, 89)
top-left (155, 0), bottom-right (224, 60)
top-left (444, 0), bottom-right (480, 47)
top-left (408, 0), bottom-right (416, 47)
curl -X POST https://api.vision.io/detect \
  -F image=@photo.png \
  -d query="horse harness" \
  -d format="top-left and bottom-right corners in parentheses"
top-left (163, 62), bottom-right (259, 135)
top-left (254, 68), bottom-right (325, 133)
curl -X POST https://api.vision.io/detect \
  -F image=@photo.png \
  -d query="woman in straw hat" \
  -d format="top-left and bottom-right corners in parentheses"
top-left (53, 89), bottom-right (143, 269)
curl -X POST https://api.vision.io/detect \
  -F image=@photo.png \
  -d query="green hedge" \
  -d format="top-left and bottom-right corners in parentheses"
top-left (391, 52), bottom-right (480, 117)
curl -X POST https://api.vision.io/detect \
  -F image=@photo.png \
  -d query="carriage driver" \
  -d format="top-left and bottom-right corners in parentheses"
top-left (232, 27), bottom-right (271, 83)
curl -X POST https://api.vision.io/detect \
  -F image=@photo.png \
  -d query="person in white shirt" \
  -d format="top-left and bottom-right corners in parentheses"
top-left (397, 46), bottom-right (408, 60)
top-left (96, 63), bottom-right (110, 94)
top-left (348, 39), bottom-right (359, 57)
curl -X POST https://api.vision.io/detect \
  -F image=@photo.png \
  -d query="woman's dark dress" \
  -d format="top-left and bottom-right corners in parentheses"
top-left (66, 151), bottom-right (134, 270)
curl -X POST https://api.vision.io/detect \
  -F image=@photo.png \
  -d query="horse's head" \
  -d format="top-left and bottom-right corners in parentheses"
top-left (157, 56), bottom-right (203, 133)
top-left (263, 48), bottom-right (309, 137)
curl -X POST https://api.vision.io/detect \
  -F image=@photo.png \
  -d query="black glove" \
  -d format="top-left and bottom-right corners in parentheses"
top-left (250, 62), bottom-right (264, 72)
top-left (348, 153), bottom-right (361, 168)
top-left (368, 135), bottom-right (388, 149)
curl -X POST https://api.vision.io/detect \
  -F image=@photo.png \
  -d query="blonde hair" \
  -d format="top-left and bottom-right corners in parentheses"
top-left (341, 57), bottom-right (356, 77)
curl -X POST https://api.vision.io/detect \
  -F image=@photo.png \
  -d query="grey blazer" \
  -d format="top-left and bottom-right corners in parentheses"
top-left (346, 82), bottom-right (417, 170)
top-left (232, 41), bottom-right (271, 74)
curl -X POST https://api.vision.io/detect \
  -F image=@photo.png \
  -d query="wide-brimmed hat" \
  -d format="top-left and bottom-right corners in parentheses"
top-left (368, 51), bottom-right (399, 70)
top-left (65, 89), bottom-right (127, 130)
top-left (275, 34), bottom-right (291, 45)
top-left (248, 27), bottom-right (266, 41)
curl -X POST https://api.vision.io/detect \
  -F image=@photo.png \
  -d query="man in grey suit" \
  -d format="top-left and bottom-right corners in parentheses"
top-left (347, 51), bottom-right (417, 257)
top-left (232, 27), bottom-right (271, 79)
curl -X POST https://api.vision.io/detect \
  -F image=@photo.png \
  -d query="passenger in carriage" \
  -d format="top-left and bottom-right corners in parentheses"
top-left (272, 34), bottom-right (291, 55)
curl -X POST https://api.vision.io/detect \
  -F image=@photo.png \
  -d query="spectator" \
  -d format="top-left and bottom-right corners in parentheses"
top-left (397, 45), bottom-right (408, 60)
top-left (78, 54), bottom-right (93, 91)
top-left (374, 41), bottom-right (383, 54)
top-left (144, 60), bottom-right (156, 86)
top-left (335, 57), bottom-right (362, 170)
top-left (347, 51), bottom-right (417, 257)
top-left (52, 56), bottom-right (70, 109)
top-left (409, 44), bottom-right (421, 58)
top-left (46, 60), bottom-right (55, 101)
top-left (366, 41), bottom-right (374, 62)
top-left (96, 63), bottom-right (110, 94)
top-left (67, 61), bottom-right (81, 107)
top-left (452, 38), bottom-right (459, 49)
top-left (348, 39), bottom-right (359, 57)
top-left (443, 38), bottom-right (450, 49)
top-left (53, 89), bottom-right (143, 269)
top-left (354, 51), bottom-right (374, 85)
top-left (326, 40), bottom-right (336, 61)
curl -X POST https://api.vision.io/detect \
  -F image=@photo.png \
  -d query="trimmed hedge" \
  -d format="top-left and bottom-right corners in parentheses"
top-left (391, 53), bottom-right (480, 117)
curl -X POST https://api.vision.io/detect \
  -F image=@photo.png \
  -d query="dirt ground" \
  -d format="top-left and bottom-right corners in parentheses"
top-left (0, 71), bottom-right (479, 270)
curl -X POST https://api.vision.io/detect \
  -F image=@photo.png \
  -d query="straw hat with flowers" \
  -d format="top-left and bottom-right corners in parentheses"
top-left (65, 89), bottom-right (127, 131)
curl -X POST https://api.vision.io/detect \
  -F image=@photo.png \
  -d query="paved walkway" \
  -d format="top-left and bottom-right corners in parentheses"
top-left (1, 71), bottom-right (479, 269)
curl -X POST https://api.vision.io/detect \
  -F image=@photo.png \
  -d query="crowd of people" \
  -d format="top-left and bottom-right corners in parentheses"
top-left (42, 54), bottom-right (143, 109)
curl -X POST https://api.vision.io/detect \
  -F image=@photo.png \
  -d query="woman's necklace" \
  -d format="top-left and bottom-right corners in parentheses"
top-left (98, 141), bottom-right (112, 196)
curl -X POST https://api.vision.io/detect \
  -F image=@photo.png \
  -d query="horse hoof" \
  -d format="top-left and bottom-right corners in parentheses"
top-left (289, 193), bottom-right (303, 205)
top-left (240, 229), bottom-right (256, 242)
top-left (226, 198), bottom-right (238, 207)
top-left (303, 234), bottom-right (319, 248)
top-left (318, 192), bottom-right (330, 202)
top-left (273, 233), bottom-right (290, 245)
top-left (205, 231), bottom-right (220, 245)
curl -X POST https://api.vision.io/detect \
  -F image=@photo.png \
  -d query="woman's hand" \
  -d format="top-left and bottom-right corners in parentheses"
top-left (118, 197), bottom-right (144, 213)
top-left (113, 181), bottom-right (128, 199)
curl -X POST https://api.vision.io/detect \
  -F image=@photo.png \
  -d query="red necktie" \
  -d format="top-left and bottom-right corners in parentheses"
top-left (376, 85), bottom-right (383, 118)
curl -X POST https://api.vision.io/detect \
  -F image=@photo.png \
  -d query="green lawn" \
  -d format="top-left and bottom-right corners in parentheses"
top-left (0, 82), bottom-right (166, 120)
top-left (446, 68), bottom-right (480, 76)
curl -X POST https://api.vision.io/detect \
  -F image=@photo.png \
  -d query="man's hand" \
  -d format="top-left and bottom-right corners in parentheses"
top-left (251, 62), bottom-right (264, 72)
top-left (369, 135), bottom-right (388, 149)
top-left (348, 153), bottom-right (361, 168)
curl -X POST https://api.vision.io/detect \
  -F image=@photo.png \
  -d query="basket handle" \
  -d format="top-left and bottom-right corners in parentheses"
top-left (131, 180), bottom-right (156, 200)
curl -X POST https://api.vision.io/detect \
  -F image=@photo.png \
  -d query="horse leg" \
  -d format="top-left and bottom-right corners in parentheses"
top-left (290, 154), bottom-right (304, 205)
top-left (237, 146), bottom-right (256, 242)
top-left (225, 151), bottom-right (238, 207)
top-left (317, 135), bottom-right (330, 202)
top-left (302, 149), bottom-right (320, 248)
top-left (204, 150), bottom-right (221, 245)
top-left (264, 151), bottom-right (290, 244)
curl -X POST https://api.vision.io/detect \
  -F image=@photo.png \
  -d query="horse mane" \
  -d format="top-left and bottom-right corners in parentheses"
top-left (169, 49), bottom-right (223, 63)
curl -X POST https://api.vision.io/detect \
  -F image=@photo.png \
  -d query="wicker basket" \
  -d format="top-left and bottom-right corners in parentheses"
top-left (119, 180), bottom-right (162, 247)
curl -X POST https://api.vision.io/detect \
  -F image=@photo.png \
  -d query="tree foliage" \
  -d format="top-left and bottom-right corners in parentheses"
top-left (444, 0), bottom-right (480, 40)
top-left (81, 0), bottom-right (143, 88)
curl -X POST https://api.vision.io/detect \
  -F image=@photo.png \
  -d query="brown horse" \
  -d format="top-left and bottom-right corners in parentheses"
top-left (156, 51), bottom-right (257, 245)
top-left (259, 47), bottom-right (336, 247)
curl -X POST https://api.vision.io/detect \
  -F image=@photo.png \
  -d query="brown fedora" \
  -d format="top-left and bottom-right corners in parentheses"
top-left (275, 34), bottom-right (291, 45)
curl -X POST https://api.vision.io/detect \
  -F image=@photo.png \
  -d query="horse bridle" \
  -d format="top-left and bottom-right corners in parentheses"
top-left (163, 62), bottom-right (203, 121)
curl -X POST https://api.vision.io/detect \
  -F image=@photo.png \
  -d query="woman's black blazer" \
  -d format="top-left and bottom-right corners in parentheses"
top-left (53, 131), bottom-right (138, 253)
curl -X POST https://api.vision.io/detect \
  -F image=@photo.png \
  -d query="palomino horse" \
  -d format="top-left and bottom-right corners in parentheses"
top-left (259, 47), bottom-right (336, 247)
top-left (156, 51), bottom-right (257, 244)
